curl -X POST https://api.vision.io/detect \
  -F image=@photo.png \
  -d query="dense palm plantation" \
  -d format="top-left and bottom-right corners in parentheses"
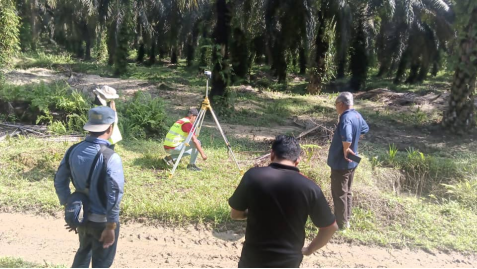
top-left (0, 0), bottom-right (475, 133)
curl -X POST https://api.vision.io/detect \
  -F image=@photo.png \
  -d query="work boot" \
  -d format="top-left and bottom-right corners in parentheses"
top-left (187, 164), bottom-right (202, 171)
top-left (163, 156), bottom-right (174, 167)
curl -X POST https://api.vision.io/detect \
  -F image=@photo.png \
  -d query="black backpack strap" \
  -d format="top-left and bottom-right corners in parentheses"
top-left (86, 144), bottom-right (114, 189)
top-left (96, 144), bottom-right (115, 208)
top-left (64, 142), bottom-right (83, 189)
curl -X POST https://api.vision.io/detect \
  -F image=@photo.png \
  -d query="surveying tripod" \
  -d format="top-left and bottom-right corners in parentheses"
top-left (169, 71), bottom-right (243, 178)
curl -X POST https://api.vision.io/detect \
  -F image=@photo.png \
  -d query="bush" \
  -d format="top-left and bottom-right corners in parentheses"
top-left (117, 91), bottom-right (169, 139)
top-left (0, 0), bottom-right (20, 67)
top-left (0, 81), bottom-right (91, 133)
top-left (14, 52), bottom-right (74, 69)
top-left (379, 146), bottom-right (461, 195)
top-left (442, 179), bottom-right (477, 211)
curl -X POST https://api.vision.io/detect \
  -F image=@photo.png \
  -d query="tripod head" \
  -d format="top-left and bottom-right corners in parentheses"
top-left (204, 70), bottom-right (212, 79)
top-left (204, 70), bottom-right (212, 97)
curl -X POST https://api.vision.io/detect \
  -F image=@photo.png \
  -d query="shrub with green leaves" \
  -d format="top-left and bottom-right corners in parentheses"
top-left (0, 0), bottom-right (20, 67)
top-left (117, 91), bottom-right (169, 139)
top-left (442, 179), bottom-right (477, 211)
top-left (0, 82), bottom-right (91, 133)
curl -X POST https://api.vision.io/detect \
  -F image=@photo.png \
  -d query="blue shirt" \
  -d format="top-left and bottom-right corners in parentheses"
top-left (54, 136), bottom-right (125, 223)
top-left (327, 109), bottom-right (369, 170)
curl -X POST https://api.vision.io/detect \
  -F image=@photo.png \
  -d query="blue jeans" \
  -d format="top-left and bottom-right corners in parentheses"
top-left (72, 221), bottom-right (120, 268)
top-left (166, 141), bottom-right (200, 165)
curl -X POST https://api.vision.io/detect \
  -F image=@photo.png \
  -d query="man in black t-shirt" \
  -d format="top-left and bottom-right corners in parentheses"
top-left (229, 135), bottom-right (338, 268)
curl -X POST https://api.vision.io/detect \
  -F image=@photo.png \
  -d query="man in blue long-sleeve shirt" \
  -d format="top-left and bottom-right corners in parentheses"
top-left (327, 92), bottom-right (369, 230)
top-left (55, 106), bottom-right (125, 268)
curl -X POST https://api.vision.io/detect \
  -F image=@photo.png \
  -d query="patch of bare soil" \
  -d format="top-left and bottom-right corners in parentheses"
top-left (0, 213), bottom-right (474, 268)
top-left (4, 68), bottom-right (67, 85)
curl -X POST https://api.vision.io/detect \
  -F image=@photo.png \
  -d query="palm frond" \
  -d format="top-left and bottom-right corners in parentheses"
top-left (422, 0), bottom-right (449, 12)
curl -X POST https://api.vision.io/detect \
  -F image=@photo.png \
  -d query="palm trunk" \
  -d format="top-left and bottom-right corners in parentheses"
top-left (210, 0), bottom-right (231, 99)
top-left (137, 42), bottom-right (145, 63)
top-left (443, 6), bottom-right (477, 134)
top-left (149, 38), bottom-right (156, 65)
top-left (186, 37), bottom-right (194, 67)
top-left (275, 38), bottom-right (287, 83)
top-left (299, 47), bottom-right (306, 75)
top-left (393, 49), bottom-right (410, 84)
top-left (253, 35), bottom-right (264, 65)
top-left (84, 22), bottom-right (92, 60)
top-left (337, 59), bottom-right (346, 79)
top-left (171, 47), bottom-right (178, 64)
top-left (307, 11), bottom-right (328, 94)
top-left (376, 20), bottom-right (390, 78)
top-left (349, 10), bottom-right (368, 91)
top-left (30, 0), bottom-right (38, 51)
top-left (107, 22), bottom-right (116, 66)
top-left (405, 59), bottom-right (420, 84)
top-left (230, 27), bottom-right (250, 80)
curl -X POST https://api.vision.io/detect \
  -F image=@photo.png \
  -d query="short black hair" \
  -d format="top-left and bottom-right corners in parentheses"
top-left (89, 126), bottom-right (111, 137)
top-left (271, 135), bottom-right (301, 162)
top-left (188, 108), bottom-right (199, 116)
top-left (89, 130), bottom-right (107, 137)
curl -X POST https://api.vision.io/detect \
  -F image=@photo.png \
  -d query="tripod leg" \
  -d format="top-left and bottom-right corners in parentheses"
top-left (195, 106), bottom-right (207, 137)
top-left (208, 106), bottom-right (243, 174)
top-left (169, 109), bottom-right (207, 178)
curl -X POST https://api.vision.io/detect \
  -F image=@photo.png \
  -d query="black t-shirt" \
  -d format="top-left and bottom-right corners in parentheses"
top-left (229, 163), bottom-right (336, 267)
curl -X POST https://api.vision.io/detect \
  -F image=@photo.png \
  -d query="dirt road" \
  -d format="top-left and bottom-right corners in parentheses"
top-left (0, 213), bottom-right (475, 268)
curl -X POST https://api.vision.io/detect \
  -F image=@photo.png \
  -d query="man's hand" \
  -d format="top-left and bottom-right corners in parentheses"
top-left (64, 224), bottom-right (77, 234)
top-left (192, 135), bottom-right (207, 161)
top-left (301, 246), bottom-right (313, 256)
top-left (109, 100), bottom-right (116, 111)
top-left (342, 141), bottom-right (354, 162)
top-left (99, 228), bottom-right (115, 248)
top-left (230, 208), bottom-right (248, 220)
top-left (344, 148), bottom-right (356, 162)
top-left (302, 222), bottom-right (338, 257)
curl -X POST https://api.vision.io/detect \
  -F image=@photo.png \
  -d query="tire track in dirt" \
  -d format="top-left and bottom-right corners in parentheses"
top-left (0, 213), bottom-right (475, 268)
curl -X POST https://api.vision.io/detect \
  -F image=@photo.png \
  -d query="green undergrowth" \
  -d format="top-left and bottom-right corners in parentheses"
top-left (1, 134), bottom-right (476, 253)
top-left (0, 257), bottom-right (63, 268)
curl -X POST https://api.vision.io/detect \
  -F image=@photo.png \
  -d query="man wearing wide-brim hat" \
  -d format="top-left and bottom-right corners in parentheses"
top-left (54, 106), bottom-right (125, 268)
top-left (93, 86), bottom-right (120, 106)
top-left (93, 85), bottom-right (122, 147)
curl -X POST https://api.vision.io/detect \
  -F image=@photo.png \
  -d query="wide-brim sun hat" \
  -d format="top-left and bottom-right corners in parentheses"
top-left (93, 85), bottom-right (119, 106)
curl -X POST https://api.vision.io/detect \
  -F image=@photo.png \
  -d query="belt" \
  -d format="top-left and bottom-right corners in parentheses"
top-left (88, 213), bottom-right (107, 223)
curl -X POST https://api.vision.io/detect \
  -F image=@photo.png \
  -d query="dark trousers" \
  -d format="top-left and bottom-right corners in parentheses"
top-left (72, 221), bottom-right (120, 268)
top-left (238, 258), bottom-right (302, 268)
top-left (331, 168), bottom-right (355, 229)
top-left (238, 249), bottom-right (303, 268)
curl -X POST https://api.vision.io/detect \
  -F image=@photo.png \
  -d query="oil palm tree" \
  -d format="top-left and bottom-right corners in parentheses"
top-left (373, 0), bottom-right (453, 84)
top-left (442, 0), bottom-right (477, 133)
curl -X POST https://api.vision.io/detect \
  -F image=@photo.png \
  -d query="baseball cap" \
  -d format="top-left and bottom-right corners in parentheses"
top-left (188, 108), bottom-right (199, 116)
top-left (83, 106), bottom-right (116, 132)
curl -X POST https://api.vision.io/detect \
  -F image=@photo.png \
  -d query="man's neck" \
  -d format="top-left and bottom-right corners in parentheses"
top-left (340, 106), bottom-right (353, 115)
top-left (272, 159), bottom-right (296, 167)
top-left (90, 135), bottom-right (110, 140)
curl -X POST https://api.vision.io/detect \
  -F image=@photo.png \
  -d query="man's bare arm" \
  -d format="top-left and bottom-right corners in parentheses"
top-left (230, 208), bottom-right (248, 220)
top-left (192, 135), bottom-right (207, 160)
top-left (302, 222), bottom-right (338, 255)
top-left (342, 141), bottom-right (355, 162)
